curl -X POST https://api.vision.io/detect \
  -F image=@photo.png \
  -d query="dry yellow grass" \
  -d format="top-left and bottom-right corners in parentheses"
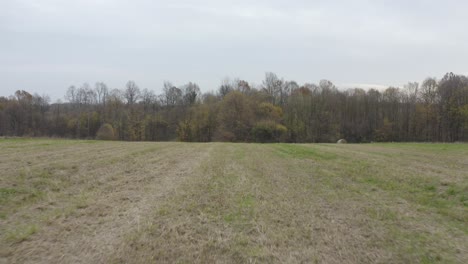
top-left (0, 139), bottom-right (467, 263)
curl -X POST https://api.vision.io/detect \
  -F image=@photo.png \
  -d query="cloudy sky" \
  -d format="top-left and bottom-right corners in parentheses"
top-left (1, 0), bottom-right (467, 100)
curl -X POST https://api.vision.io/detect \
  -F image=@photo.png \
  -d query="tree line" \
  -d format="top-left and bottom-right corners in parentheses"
top-left (1, 72), bottom-right (467, 143)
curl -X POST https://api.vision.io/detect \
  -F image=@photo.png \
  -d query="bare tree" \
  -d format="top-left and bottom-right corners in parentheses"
top-left (236, 79), bottom-right (251, 94)
top-left (263, 72), bottom-right (283, 105)
top-left (182, 82), bottom-right (200, 105)
top-left (162, 82), bottom-right (182, 107)
top-left (65, 86), bottom-right (77, 104)
top-left (420, 77), bottom-right (438, 105)
top-left (218, 78), bottom-right (233, 98)
top-left (124, 81), bottom-right (140, 105)
top-left (141, 88), bottom-right (157, 113)
top-left (94, 82), bottom-right (108, 106)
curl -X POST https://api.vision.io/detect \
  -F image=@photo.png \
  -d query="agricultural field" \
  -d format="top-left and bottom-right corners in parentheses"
top-left (0, 139), bottom-right (467, 263)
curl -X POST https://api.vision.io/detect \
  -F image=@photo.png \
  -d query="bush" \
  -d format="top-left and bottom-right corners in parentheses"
top-left (176, 120), bottom-right (192, 142)
top-left (252, 121), bottom-right (287, 143)
top-left (96, 123), bottom-right (115, 140)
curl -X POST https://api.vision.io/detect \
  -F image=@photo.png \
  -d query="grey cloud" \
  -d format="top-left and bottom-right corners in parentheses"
top-left (1, 0), bottom-right (467, 100)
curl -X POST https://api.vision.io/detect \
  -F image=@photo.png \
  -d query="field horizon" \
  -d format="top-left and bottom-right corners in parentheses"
top-left (0, 139), bottom-right (467, 263)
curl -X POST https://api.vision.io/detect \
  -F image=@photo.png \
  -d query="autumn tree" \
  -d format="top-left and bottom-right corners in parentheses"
top-left (419, 77), bottom-right (438, 141)
top-left (437, 73), bottom-right (468, 141)
top-left (1, 72), bottom-right (467, 143)
top-left (216, 91), bottom-right (253, 141)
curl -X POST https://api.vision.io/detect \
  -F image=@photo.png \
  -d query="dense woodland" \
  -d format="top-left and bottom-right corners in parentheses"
top-left (1, 72), bottom-right (467, 143)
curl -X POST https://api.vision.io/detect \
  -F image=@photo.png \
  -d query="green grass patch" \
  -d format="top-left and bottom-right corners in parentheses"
top-left (372, 142), bottom-right (468, 152)
top-left (274, 144), bottom-right (337, 160)
top-left (224, 195), bottom-right (256, 224)
top-left (5, 224), bottom-right (38, 244)
top-left (0, 188), bottom-right (18, 204)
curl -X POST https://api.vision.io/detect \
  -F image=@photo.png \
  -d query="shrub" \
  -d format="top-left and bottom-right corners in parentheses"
top-left (96, 123), bottom-right (115, 140)
top-left (252, 121), bottom-right (287, 143)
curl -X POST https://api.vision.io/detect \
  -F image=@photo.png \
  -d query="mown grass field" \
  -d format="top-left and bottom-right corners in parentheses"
top-left (0, 139), bottom-right (467, 263)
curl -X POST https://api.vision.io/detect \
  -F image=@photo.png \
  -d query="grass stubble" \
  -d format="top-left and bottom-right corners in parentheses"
top-left (0, 139), bottom-right (466, 263)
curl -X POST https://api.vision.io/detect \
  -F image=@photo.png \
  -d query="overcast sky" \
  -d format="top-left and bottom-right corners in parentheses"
top-left (1, 0), bottom-right (467, 100)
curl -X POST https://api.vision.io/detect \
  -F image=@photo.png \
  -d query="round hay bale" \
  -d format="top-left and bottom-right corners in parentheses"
top-left (337, 139), bottom-right (347, 144)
